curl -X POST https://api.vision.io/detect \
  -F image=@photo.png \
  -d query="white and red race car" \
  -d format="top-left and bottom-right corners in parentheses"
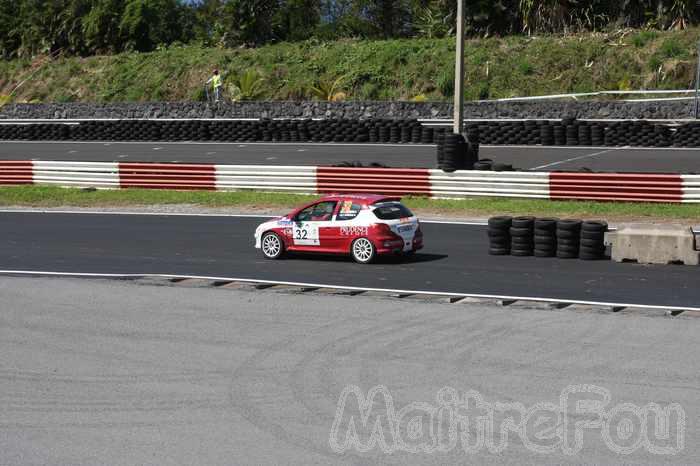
top-left (254, 194), bottom-right (423, 263)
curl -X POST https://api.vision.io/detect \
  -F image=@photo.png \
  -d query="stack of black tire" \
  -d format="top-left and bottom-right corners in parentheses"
top-left (489, 216), bottom-right (608, 260)
top-left (5, 118), bottom-right (700, 148)
top-left (510, 216), bottom-right (535, 256)
top-left (673, 122), bottom-right (700, 147)
top-left (487, 216), bottom-right (512, 255)
top-left (579, 221), bottom-right (608, 260)
top-left (533, 218), bottom-right (558, 257)
top-left (439, 133), bottom-right (466, 172)
top-left (591, 124), bottom-right (604, 146)
top-left (556, 220), bottom-right (582, 259)
top-left (553, 123), bottom-right (566, 146)
top-left (540, 123), bottom-right (555, 146)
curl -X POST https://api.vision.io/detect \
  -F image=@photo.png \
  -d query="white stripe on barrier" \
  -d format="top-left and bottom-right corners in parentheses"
top-left (214, 164), bottom-right (317, 194)
top-left (429, 169), bottom-right (550, 199)
top-left (4, 160), bottom-right (700, 203)
top-left (32, 160), bottom-right (120, 188)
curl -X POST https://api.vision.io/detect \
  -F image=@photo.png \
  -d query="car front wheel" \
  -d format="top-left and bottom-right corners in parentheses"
top-left (261, 232), bottom-right (284, 259)
top-left (351, 237), bottom-right (376, 264)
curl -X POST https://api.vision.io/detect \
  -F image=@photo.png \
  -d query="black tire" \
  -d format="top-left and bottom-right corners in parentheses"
top-left (488, 216), bottom-right (513, 228)
top-left (557, 245), bottom-right (580, 254)
top-left (534, 236), bottom-right (556, 245)
top-left (512, 216), bottom-right (535, 228)
top-left (534, 249), bottom-right (556, 257)
top-left (510, 227), bottom-right (533, 236)
top-left (556, 229), bottom-right (580, 239)
top-left (556, 251), bottom-right (578, 259)
top-left (489, 247), bottom-right (510, 256)
top-left (487, 229), bottom-right (510, 238)
top-left (581, 230), bottom-right (606, 240)
top-left (580, 238), bottom-right (604, 247)
top-left (511, 249), bottom-right (534, 257)
top-left (582, 221), bottom-right (608, 232)
top-left (557, 219), bottom-right (582, 231)
top-left (260, 232), bottom-right (285, 260)
top-left (351, 237), bottom-right (377, 264)
top-left (534, 218), bottom-right (558, 230)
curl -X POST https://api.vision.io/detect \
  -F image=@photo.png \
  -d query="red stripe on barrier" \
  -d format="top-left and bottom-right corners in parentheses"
top-left (119, 162), bottom-right (216, 190)
top-left (0, 161), bottom-right (33, 185)
top-left (317, 167), bottom-right (431, 196)
top-left (549, 172), bottom-right (683, 203)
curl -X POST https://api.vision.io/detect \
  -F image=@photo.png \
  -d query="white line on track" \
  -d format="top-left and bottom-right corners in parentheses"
top-left (0, 269), bottom-right (697, 312)
top-left (530, 147), bottom-right (627, 170)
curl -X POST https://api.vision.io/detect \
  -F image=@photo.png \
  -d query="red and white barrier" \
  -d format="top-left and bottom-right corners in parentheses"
top-left (0, 160), bottom-right (696, 203)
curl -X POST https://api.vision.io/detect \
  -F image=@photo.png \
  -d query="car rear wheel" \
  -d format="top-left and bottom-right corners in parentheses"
top-left (261, 232), bottom-right (284, 259)
top-left (351, 237), bottom-right (376, 264)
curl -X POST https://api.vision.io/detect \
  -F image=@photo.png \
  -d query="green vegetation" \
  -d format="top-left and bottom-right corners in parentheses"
top-left (3, 26), bottom-right (700, 103)
top-left (2, 186), bottom-right (700, 222)
top-left (4, 0), bottom-right (700, 59)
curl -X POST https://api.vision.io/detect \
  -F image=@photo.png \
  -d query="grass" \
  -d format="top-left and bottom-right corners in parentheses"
top-left (2, 186), bottom-right (700, 222)
top-left (2, 27), bottom-right (700, 103)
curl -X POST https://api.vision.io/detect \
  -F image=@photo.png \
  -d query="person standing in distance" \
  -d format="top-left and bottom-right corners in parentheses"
top-left (206, 69), bottom-right (222, 103)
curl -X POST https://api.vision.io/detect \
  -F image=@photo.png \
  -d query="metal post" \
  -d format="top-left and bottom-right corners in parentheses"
top-left (695, 41), bottom-right (700, 119)
top-left (453, 0), bottom-right (465, 134)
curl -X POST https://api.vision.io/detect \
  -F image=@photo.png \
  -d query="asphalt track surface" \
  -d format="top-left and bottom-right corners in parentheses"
top-left (3, 140), bottom-right (700, 172)
top-left (2, 212), bottom-right (699, 309)
top-left (2, 276), bottom-right (698, 465)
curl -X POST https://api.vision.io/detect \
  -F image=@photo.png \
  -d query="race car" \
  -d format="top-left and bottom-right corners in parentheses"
top-left (254, 194), bottom-right (423, 264)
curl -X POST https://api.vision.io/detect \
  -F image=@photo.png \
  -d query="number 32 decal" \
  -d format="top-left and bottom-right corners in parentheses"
top-left (292, 223), bottom-right (320, 245)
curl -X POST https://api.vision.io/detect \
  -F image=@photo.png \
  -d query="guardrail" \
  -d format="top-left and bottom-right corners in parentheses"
top-left (0, 160), bottom-right (697, 203)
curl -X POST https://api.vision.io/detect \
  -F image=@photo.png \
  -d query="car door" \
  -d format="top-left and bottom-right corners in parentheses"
top-left (333, 199), bottom-right (366, 251)
top-left (290, 200), bottom-right (338, 252)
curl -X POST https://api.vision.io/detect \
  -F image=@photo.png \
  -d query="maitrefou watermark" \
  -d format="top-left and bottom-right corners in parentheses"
top-left (329, 384), bottom-right (685, 456)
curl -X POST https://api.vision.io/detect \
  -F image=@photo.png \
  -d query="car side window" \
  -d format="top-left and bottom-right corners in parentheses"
top-left (336, 200), bottom-right (362, 221)
top-left (295, 201), bottom-right (337, 222)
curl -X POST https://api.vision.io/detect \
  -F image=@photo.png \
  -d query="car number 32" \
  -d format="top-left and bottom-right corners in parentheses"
top-left (293, 223), bottom-right (319, 245)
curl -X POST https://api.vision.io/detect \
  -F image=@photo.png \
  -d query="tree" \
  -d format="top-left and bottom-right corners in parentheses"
top-left (274, 0), bottom-right (321, 41)
top-left (217, 0), bottom-right (278, 46)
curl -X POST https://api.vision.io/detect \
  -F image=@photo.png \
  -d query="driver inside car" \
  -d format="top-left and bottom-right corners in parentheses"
top-left (310, 203), bottom-right (334, 221)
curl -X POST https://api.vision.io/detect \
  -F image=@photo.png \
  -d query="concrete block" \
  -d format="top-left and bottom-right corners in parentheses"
top-left (607, 223), bottom-right (699, 265)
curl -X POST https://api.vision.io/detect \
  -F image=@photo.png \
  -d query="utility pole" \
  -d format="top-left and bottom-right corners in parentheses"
top-left (453, 0), bottom-right (465, 134)
top-left (695, 40), bottom-right (700, 119)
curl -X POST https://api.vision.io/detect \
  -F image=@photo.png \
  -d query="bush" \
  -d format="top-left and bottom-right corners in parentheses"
top-left (660, 37), bottom-right (686, 58)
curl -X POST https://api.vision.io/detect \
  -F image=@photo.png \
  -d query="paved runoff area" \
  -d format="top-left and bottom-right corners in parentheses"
top-left (0, 275), bottom-right (697, 465)
top-left (2, 140), bottom-right (700, 172)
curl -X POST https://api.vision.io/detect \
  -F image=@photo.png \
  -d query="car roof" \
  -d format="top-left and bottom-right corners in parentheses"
top-left (318, 194), bottom-right (401, 205)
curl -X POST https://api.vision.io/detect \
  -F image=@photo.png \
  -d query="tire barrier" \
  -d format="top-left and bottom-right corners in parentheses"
top-left (0, 119), bottom-right (430, 144)
top-left (489, 216), bottom-right (609, 260)
top-left (580, 221), bottom-right (608, 260)
top-left (487, 216), bottom-right (512, 255)
top-left (556, 219), bottom-right (582, 259)
top-left (1, 160), bottom-right (698, 202)
top-left (436, 133), bottom-right (479, 172)
top-left (533, 218), bottom-right (558, 257)
top-left (4, 118), bottom-right (700, 148)
top-left (510, 216), bottom-right (535, 257)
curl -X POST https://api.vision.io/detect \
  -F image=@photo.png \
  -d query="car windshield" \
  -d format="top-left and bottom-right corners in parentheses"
top-left (372, 202), bottom-right (413, 220)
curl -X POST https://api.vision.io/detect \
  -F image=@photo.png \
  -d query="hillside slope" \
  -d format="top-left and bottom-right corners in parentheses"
top-left (1, 28), bottom-right (700, 103)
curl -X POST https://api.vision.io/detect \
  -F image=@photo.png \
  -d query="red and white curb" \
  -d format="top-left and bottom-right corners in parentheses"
top-left (1, 160), bottom-right (698, 203)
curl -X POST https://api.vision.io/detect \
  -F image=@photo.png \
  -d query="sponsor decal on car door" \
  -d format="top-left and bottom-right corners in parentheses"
top-left (293, 222), bottom-right (320, 246)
